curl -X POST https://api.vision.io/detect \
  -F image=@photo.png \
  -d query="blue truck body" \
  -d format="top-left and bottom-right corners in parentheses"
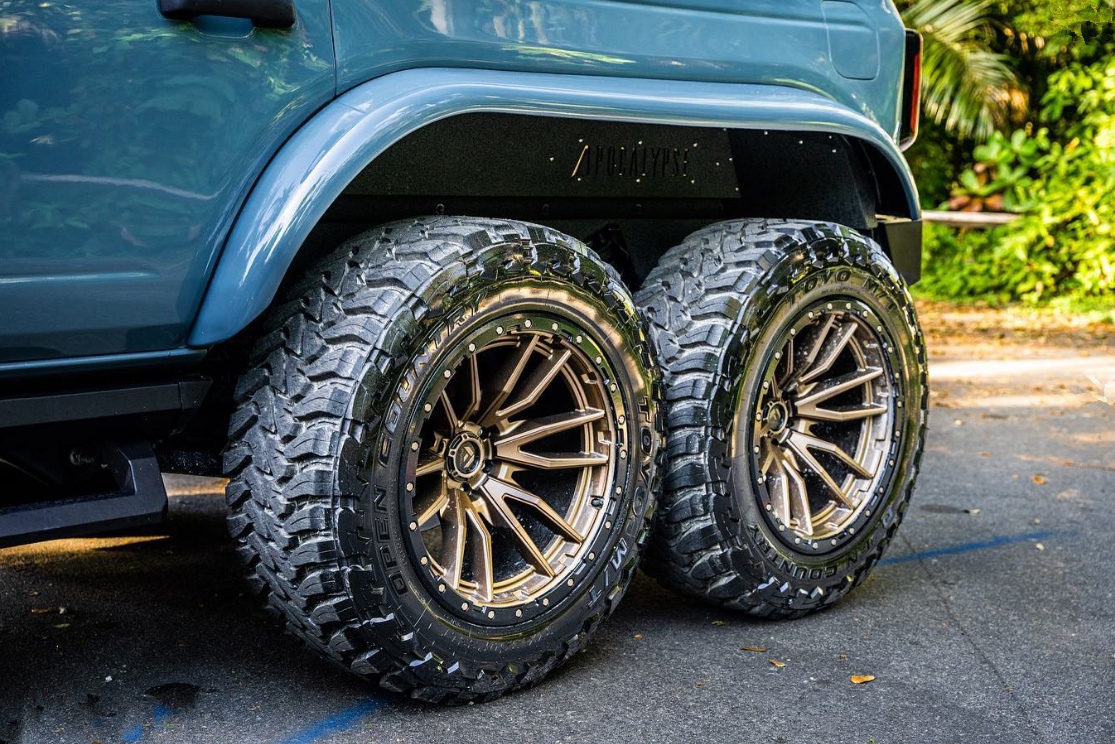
top-left (2, 0), bottom-right (918, 372)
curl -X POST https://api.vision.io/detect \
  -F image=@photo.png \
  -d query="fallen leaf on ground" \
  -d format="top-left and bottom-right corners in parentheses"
top-left (769, 660), bottom-right (785, 668)
top-left (30, 608), bottom-right (53, 614)
top-left (52, 623), bottom-right (71, 629)
top-left (979, 452), bottom-right (991, 458)
top-left (1033, 475), bottom-right (1047, 485)
top-left (964, 508), bottom-right (981, 515)
top-left (711, 620), bottom-right (727, 626)
top-left (850, 675), bottom-right (875, 684)
top-left (740, 646), bottom-right (768, 653)
top-left (633, 634), bottom-right (643, 639)
top-left (1036, 543), bottom-right (1046, 551)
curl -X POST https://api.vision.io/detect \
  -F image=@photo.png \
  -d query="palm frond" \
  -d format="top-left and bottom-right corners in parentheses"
top-left (902, 0), bottom-right (1024, 139)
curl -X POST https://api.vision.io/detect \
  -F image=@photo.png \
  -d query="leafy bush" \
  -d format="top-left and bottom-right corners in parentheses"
top-left (919, 54), bottom-right (1115, 303)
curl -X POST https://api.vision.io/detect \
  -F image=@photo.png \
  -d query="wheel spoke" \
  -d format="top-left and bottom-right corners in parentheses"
top-left (460, 354), bottom-right (483, 422)
top-left (479, 479), bottom-right (555, 576)
top-left (440, 388), bottom-right (460, 430)
top-left (494, 347), bottom-right (572, 420)
top-left (786, 430), bottom-right (870, 508)
top-left (488, 477), bottom-right (584, 542)
top-left (498, 450), bottom-right (608, 470)
top-left (797, 401), bottom-right (888, 423)
top-left (793, 367), bottom-right (883, 408)
top-left (440, 489), bottom-right (469, 590)
top-left (795, 314), bottom-right (837, 382)
top-left (416, 483), bottom-right (450, 531)
top-left (780, 449), bottom-right (813, 537)
top-left (462, 498), bottom-right (494, 602)
top-left (479, 335), bottom-right (541, 426)
top-left (495, 408), bottom-right (605, 448)
top-left (776, 335), bottom-right (795, 389)
top-left (798, 319), bottom-right (857, 384)
top-left (415, 457), bottom-right (444, 478)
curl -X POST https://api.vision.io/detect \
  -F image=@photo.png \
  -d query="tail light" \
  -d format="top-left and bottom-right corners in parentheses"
top-left (899, 29), bottom-right (922, 150)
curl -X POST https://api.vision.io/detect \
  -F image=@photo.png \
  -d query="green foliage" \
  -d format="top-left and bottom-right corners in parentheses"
top-left (919, 54), bottom-right (1115, 303)
top-left (947, 128), bottom-right (1048, 212)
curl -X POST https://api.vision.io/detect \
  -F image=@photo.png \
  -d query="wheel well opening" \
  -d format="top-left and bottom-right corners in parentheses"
top-left (285, 113), bottom-right (907, 293)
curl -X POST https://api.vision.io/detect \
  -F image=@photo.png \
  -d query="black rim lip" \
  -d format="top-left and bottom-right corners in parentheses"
top-left (740, 295), bottom-right (904, 557)
top-left (395, 304), bottom-right (631, 629)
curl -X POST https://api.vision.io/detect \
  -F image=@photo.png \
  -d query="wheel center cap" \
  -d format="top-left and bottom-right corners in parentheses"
top-left (446, 431), bottom-right (486, 479)
top-left (766, 401), bottom-right (790, 434)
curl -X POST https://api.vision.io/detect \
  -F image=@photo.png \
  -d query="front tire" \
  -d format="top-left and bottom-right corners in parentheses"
top-left (636, 219), bottom-right (927, 617)
top-left (225, 217), bottom-right (661, 702)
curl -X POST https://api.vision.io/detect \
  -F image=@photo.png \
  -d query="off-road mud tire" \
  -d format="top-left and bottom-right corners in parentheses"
top-left (225, 217), bottom-right (662, 702)
top-left (636, 219), bottom-right (927, 618)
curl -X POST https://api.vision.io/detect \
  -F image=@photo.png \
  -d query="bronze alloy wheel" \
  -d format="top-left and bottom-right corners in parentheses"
top-left (744, 299), bottom-right (897, 551)
top-left (400, 312), bottom-right (626, 622)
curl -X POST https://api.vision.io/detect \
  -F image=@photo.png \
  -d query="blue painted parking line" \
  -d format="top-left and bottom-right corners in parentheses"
top-left (880, 530), bottom-right (1056, 566)
top-left (276, 699), bottom-right (385, 744)
top-left (121, 703), bottom-right (172, 743)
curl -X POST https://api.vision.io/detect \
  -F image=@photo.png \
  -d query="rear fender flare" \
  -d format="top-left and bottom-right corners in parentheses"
top-left (188, 68), bottom-right (920, 347)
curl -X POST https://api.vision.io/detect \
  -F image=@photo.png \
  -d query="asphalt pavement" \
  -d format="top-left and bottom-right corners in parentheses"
top-left (2, 319), bottom-right (1114, 744)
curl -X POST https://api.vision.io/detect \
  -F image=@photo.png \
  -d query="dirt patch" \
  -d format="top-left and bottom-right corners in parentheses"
top-left (916, 299), bottom-right (1115, 360)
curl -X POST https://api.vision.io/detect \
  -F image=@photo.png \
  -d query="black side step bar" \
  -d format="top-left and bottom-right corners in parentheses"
top-left (0, 439), bottom-right (168, 548)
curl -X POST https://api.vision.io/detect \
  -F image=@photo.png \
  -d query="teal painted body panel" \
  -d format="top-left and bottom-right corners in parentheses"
top-left (0, 0), bottom-right (335, 363)
top-left (188, 67), bottom-right (920, 347)
top-left (330, 0), bottom-right (907, 138)
top-left (1, 0), bottom-right (918, 368)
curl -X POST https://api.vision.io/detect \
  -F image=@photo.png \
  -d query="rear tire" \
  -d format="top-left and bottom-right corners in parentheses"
top-left (636, 219), bottom-right (926, 617)
top-left (225, 217), bottom-right (662, 702)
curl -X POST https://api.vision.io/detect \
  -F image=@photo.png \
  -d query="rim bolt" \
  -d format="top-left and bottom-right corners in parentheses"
top-left (420, 556), bottom-right (428, 565)
top-left (488, 611), bottom-right (495, 619)
top-left (609, 383), bottom-right (617, 392)
top-left (543, 598), bottom-right (549, 606)
top-left (411, 441), bottom-right (419, 451)
top-left (808, 311), bottom-right (815, 318)
top-left (552, 323), bottom-right (559, 331)
top-left (468, 343), bottom-right (476, 352)
top-left (826, 303), bottom-right (833, 310)
top-left (605, 521), bottom-right (612, 529)
top-left (524, 319), bottom-right (532, 328)
top-left (423, 403), bottom-right (432, 412)
top-left (462, 602), bottom-right (469, 610)
top-left (765, 504), bottom-right (772, 511)
top-left (516, 609), bottom-right (523, 618)
top-left (774, 351), bottom-right (782, 359)
top-left (790, 328), bottom-right (796, 336)
top-left (576, 335), bottom-right (583, 343)
top-left (406, 483), bottom-right (414, 492)
top-left (496, 326), bottom-right (504, 334)
top-left (588, 552), bottom-right (595, 560)
top-left (409, 521), bottom-right (417, 531)
top-left (443, 369), bottom-right (452, 379)
top-left (753, 446), bottom-right (760, 454)
top-left (439, 584), bottom-right (446, 593)
top-left (567, 579), bottom-right (574, 587)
